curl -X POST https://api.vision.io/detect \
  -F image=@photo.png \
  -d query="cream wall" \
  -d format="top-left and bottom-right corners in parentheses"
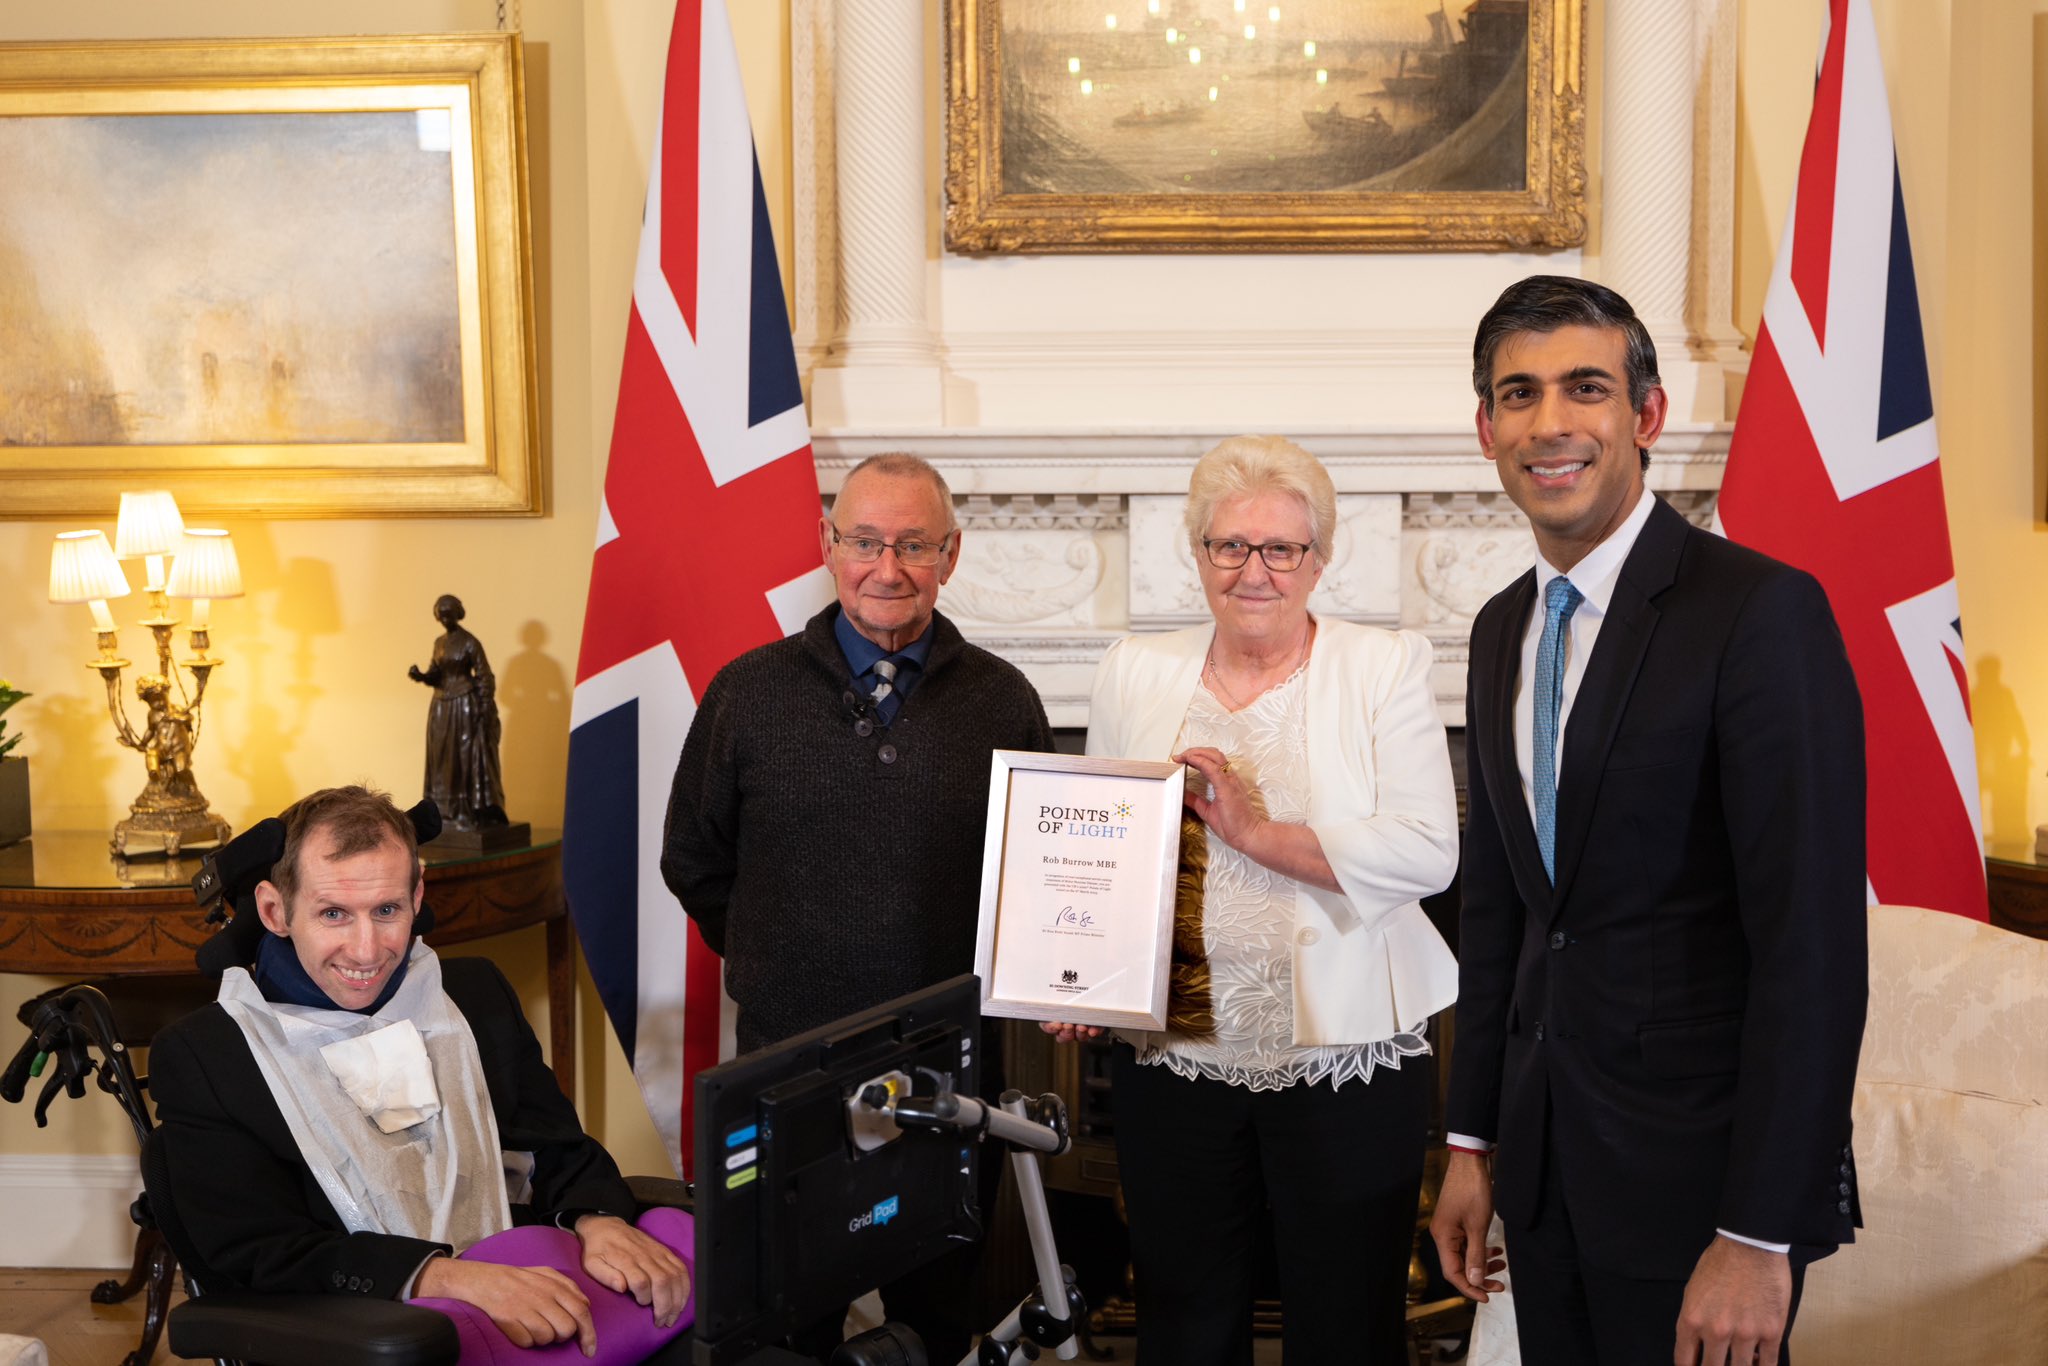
top-left (1, 0), bottom-right (2043, 1249)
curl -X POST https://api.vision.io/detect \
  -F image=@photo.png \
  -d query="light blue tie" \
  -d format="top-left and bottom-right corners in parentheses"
top-left (1533, 576), bottom-right (1582, 883)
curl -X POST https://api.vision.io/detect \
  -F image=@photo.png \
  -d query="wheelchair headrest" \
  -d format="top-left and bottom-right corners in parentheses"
top-left (191, 800), bottom-right (442, 978)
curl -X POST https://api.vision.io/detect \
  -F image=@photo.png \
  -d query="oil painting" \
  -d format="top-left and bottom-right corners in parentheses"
top-left (946, 0), bottom-right (1585, 252)
top-left (0, 112), bottom-right (464, 449)
top-left (0, 35), bottom-right (539, 518)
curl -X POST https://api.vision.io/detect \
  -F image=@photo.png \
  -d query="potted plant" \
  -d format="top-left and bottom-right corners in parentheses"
top-left (0, 680), bottom-right (28, 847)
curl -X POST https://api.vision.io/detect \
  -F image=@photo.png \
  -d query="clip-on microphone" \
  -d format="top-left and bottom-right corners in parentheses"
top-left (842, 688), bottom-right (878, 738)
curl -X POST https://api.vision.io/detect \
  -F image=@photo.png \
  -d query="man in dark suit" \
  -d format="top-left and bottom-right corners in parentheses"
top-left (1430, 276), bottom-right (1867, 1366)
top-left (151, 784), bottom-right (689, 1355)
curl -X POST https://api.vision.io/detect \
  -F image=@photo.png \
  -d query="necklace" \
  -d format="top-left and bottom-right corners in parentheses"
top-left (1204, 650), bottom-right (1248, 710)
top-left (1205, 624), bottom-right (1313, 712)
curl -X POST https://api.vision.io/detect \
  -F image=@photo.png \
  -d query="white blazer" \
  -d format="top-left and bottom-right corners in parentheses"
top-left (1086, 618), bottom-right (1460, 1048)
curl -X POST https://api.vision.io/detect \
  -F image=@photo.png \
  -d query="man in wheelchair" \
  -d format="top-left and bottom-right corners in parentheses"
top-left (149, 784), bottom-right (693, 1362)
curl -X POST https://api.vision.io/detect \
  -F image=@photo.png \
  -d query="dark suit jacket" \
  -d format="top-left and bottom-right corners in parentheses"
top-left (1445, 496), bottom-right (1868, 1279)
top-left (150, 955), bottom-right (636, 1300)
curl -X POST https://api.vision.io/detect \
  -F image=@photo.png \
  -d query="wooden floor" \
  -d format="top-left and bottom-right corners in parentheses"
top-left (0, 1268), bottom-right (179, 1366)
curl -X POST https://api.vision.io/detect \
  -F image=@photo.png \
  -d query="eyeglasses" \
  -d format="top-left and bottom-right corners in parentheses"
top-left (830, 526), bottom-right (955, 567)
top-left (1201, 538), bottom-right (1314, 571)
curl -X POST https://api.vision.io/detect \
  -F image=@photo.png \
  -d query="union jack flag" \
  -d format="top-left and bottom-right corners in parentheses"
top-left (564, 0), bottom-right (831, 1171)
top-left (1718, 0), bottom-right (1985, 919)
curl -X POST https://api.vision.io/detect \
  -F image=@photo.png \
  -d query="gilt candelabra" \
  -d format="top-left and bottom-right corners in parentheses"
top-left (48, 492), bottom-right (244, 859)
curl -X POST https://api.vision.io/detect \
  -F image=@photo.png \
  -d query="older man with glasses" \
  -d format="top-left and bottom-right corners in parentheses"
top-left (660, 451), bottom-right (1053, 1361)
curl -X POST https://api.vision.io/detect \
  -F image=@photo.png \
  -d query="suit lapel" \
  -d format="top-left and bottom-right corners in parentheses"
top-left (1478, 571), bottom-right (1553, 905)
top-left (1548, 497), bottom-right (1686, 912)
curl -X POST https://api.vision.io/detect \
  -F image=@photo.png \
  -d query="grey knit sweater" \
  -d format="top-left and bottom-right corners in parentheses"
top-left (661, 605), bottom-right (1054, 1052)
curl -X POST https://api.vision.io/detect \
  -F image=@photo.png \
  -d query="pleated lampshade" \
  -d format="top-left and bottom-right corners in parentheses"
top-left (114, 490), bottom-right (185, 559)
top-left (166, 530), bottom-right (245, 601)
top-left (49, 530), bottom-right (132, 604)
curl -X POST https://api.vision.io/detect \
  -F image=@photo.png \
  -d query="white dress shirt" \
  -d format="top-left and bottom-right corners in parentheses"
top-left (1451, 488), bottom-right (1788, 1255)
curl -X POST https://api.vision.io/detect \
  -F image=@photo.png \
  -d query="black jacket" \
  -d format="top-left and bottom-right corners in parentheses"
top-left (1447, 496), bottom-right (1868, 1277)
top-left (150, 955), bottom-right (634, 1299)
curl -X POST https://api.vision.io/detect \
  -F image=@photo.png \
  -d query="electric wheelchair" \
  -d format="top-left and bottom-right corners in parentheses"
top-left (4, 802), bottom-right (691, 1366)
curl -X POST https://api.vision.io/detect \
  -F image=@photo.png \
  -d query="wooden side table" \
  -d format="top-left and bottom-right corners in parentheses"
top-left (1984, 844), bottom-right (2048, 943)
top-left (0, 829), bottom-right (577, 1096)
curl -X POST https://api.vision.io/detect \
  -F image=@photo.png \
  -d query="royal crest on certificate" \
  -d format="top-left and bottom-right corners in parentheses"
top-left (974, 751), bottom-right (1183, 1031)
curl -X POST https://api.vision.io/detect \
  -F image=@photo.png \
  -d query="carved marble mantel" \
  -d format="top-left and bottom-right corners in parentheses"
top-left (793, 1), bottom-right (1742, 728)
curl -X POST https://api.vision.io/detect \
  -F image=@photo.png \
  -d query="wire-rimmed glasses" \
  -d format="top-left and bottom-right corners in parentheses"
top-left (830, 526), bottom-right (955, 567)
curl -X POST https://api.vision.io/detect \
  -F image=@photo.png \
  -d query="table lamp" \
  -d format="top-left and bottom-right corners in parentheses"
top-left (48, 495), bottom-right (238, 858)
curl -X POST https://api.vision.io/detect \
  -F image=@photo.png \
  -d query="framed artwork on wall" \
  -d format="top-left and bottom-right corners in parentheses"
top-left (945, 0), bottom-right (1586, 253)
top-left (0, 34), bottom-right (541, 518)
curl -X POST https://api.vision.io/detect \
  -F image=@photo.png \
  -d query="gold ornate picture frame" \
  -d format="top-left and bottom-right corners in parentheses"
top-left (0, 35), bottom-right (540, 518)
top-left (945, 0), bottom-right (1585, 254)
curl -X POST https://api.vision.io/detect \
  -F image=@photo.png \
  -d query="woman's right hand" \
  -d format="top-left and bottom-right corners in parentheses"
top-left (1038, 1021), bottom-right (1105, 1042)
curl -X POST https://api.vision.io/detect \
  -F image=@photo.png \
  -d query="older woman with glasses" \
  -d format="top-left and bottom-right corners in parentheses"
top-left (1050, 435), bottom-right (1459, 1364)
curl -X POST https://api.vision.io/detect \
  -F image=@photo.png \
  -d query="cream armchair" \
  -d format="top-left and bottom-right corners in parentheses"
top-left (1797, 904), bottom-right (2048, 1362)
top-left (1469, 904), bottom-right (2048, 1363)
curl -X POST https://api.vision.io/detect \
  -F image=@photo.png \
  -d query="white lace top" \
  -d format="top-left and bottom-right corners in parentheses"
top-left (1138, 665), bottom-right (1430, 1092)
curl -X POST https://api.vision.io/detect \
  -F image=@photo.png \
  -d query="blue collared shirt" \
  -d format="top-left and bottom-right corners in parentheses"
top-left (834, 609), bottom-right (934, 724)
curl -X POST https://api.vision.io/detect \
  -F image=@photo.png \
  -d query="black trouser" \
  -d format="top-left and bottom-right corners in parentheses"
top-left (1111, 1043), bottom-right (1430, 1366)
top-left (1504, 1140), bottom-right (1808, 1366)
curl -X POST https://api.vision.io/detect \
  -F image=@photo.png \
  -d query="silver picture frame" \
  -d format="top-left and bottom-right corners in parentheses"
top-left (974, 749), bottom-right (1185, 1031)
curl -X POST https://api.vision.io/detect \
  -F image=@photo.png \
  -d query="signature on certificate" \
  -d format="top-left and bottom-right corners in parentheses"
top-left (1052, 905), bottom-right (1095, 929)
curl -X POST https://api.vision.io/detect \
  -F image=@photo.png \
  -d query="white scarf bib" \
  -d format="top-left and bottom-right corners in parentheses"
top-left (215, 941), bottom-right (514, 1251)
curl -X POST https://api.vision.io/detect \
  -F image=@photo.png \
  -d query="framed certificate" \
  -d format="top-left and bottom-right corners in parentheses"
top-left (973, 750), bottom-right (1185, 1031)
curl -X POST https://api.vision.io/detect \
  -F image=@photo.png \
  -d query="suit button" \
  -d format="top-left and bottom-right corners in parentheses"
top-left (347, 1276), bottom-right (361, 1291)
top-left (1840, 1162), bottom-right (1852, 1177)
top-left (331, 1272), bottom-right (345, 1288)
top-left (854, 718), bottom-right (874, 737)
top-left (1548, 931), bottom-right (1567, 950)
top-left (1837, 1200), bottom-right (1851, 1215)
top-left (878, 743), bottom-right (898, 764)
top-left (362, 1277), bottom-right (375, 1293)
top-left (1534, 1022), bottom-right (1545, 1042)
top-left (1838, 1182), bottom-right (1851, 1197)
top-left (1297, 927), bottom-right (1320, 946)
